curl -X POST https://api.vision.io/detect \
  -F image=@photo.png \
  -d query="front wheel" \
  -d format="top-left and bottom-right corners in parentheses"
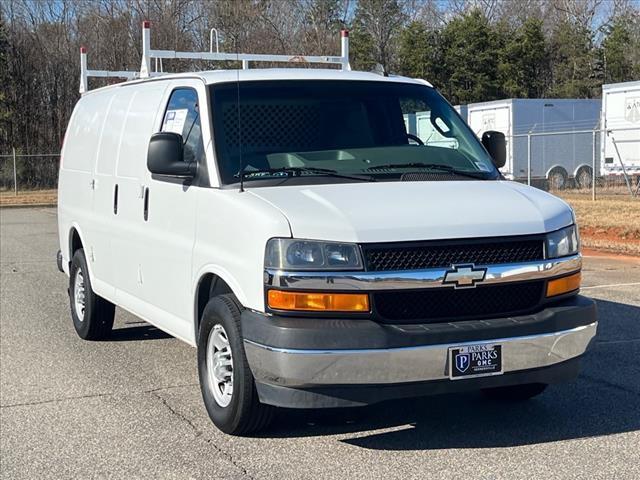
top-left (197, 294), bottom-right (274, 435)
top-left (481, 383), bottom-right (547, 402)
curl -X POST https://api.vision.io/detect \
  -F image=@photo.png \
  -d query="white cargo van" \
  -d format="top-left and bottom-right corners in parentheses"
top-left (57, 24), bottom-right (597, 435)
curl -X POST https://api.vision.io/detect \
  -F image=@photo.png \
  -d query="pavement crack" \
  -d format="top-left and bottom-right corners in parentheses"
top-left (150, 390), bottom-right (203, 437)
top-left (149, 390), bottom-right (255, 478)
top-left (204, 438), bottom-right (256, 480)
top-left (1, 384), bottom-right (198, 410)
top-left (1, 391), bottom-right (115, 409)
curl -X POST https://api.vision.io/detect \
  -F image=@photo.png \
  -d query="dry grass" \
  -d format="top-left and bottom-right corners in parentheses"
top-left (0, 189), bottom-right (57, 206)
top-left (556, 193), bottom-right (640, 256)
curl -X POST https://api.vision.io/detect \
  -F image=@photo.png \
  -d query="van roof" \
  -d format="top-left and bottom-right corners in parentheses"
top-left (82, 69), bottom-right (432, 96)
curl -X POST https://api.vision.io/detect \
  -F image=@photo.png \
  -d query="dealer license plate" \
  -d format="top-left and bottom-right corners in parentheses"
top-left (449, 343), bottom-right (503, 380)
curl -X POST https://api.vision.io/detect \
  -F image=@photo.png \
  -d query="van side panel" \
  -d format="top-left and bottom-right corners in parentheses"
top-left (90, 88), bottom-right (136, 297)
top-left (192, 188), bottom-right (292, 341)
top-left (58, 91), bottom-right (114, 281)
top-left (111, 83), bottom-right (169, 323)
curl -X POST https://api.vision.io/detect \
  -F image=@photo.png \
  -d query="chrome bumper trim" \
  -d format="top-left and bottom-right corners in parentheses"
top-left (264, 254), bottom-right (581, 291)
top-left (245, 321), bottom-right (597, 387)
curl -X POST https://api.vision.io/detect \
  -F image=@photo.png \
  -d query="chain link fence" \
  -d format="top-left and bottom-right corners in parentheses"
top-left (0, 150), bottom-right (60, 195)
top-left (1, 126), bottom-right (638, 200)
top-left (504, 127), bottom-right (639, 199)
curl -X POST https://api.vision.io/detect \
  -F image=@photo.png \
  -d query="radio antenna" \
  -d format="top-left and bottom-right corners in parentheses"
top-left (234, 6), bottom-right (245, 193)
top-left (237, 56), bottom-right (244, 193)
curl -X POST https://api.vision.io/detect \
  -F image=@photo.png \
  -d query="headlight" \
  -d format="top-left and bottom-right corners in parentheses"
top-left (265, 238), bottom-right (363, 270)
top-left (546, 225), bottom-right (580, 259)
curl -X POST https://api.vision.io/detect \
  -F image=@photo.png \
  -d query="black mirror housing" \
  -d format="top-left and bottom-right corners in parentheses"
top-left (147, 132), bottom-right (196, 177)
top-left (481, 131), bottom-right (507, 169)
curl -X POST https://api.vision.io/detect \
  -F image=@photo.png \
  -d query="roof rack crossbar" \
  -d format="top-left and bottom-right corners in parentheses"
top-left (140, 21), bottom-right (351, 77)
top-left (80, 21), bottom-right (351, 93)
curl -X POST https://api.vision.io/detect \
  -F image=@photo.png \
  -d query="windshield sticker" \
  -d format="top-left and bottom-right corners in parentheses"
top-left (162, 109), bottom-right (188, 135)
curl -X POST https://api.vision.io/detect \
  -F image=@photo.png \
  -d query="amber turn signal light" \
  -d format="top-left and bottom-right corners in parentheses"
top-left (267, 290), bottom-right (370, 312)
top-left (546, 272), bottom-right (581, 297)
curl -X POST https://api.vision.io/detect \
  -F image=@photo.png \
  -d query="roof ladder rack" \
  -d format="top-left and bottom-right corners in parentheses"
top-left (140, 21), bottom-right (350, 78)
top-left (81, 21), bottom-right (351, 93)
top-left (79, 47), bottom-right (140, 94)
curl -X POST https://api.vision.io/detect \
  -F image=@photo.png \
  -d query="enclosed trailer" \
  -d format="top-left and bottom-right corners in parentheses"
top-left (600, 81), bottom-right (640, 177)
top-left (454, 105), bottom-right (468, 122)
top-left (467, 99), bottom-right (601, 188)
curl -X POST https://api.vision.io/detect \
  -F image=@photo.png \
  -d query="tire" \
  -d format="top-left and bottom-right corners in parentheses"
top-left (197, 294), bottom-right (274, 435)
top-left (481, 383), bottom-right (547, 402)
top-left (69, 249), bottom-right (115, 340)
top-left (575, 167), bottom-right (593, 189)
top-left (547, 167), bottom-right (568, 190)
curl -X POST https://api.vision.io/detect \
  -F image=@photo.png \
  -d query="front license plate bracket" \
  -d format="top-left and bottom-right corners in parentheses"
top-left (449, 343), bottom-right (503, 380)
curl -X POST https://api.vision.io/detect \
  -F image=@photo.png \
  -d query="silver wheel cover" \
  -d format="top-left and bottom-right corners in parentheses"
top-left (206, 324), bottom-right (234, 407)
top-left (73, 269), bottom-right (86, 322)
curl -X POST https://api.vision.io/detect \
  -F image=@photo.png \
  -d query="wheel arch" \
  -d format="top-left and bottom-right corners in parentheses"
top-left (545, 164), bottom-right (569, 179)
top-left (572, 163), bottom-right (593, 178)
top-left (66, 224), bottom-right (97, 289)
top-left (193, 268), bottom-right (247, 340)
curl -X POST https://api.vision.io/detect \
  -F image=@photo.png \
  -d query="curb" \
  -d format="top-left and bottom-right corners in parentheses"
top-left (0, 203), bottom-right (57, 209)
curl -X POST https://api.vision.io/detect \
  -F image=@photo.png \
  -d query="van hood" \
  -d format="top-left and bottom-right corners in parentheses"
top-left (248, 181), bottom-right (573, 243)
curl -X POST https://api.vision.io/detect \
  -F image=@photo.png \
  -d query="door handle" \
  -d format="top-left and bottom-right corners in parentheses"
top-left (143, 187), bottom-right (149, 221)
top-left (113, 184), bottom-right (119, 214)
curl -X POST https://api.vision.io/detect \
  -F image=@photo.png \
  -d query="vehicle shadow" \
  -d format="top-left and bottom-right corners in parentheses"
top-left (263, 298), bottom-right (640, 449)
top-left (108, 324), bottom-right (172, 342)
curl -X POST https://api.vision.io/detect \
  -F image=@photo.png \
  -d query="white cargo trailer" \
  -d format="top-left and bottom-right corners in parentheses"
top-left (600, 81), bottom-right (640, 177)
top-left (454, 104), bottom-right (468, 122)
top-left (467, 99), bottom-right (601, 188)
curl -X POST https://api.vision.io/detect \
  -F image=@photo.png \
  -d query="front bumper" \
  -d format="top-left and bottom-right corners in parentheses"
top-left (242, 295), bottom-right (597, 408)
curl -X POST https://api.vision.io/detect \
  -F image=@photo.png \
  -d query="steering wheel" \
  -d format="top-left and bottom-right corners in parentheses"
top-left (406, 133), bottom-right (424, 145)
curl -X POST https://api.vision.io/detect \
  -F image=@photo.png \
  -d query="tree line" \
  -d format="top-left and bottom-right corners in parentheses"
top-left (1, 0), bottom-right (639, 156)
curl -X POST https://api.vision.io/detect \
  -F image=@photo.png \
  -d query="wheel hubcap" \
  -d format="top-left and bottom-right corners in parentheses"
top-left (206, 324), bottom-right (234, 407)
top-left (73, 269), bottom-right (86, 322)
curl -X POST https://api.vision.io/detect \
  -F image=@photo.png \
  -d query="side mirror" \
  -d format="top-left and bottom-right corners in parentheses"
top-left (481, 131), bottom-right (506, 169)
top-left (147, 132), bottom-right (196, 177)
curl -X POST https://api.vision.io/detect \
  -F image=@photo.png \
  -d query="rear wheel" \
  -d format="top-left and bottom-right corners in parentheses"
top-left (547, 167), bottom-right (568, 190)
top-left (575, 166), bottom-right (593, 189)
top-left (481, 383), bottom-right (547, 401)
top-left (69, 249), bottom-right (115, 340)
top-left (197, 294), bottom-right (274, 435)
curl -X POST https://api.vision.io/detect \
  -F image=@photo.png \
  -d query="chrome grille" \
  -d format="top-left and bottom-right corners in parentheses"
top-left (362, 237), bottom-right (544, 272)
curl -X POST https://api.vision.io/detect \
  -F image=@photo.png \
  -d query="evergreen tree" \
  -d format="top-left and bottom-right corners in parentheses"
top-left (397, 21), bottom-right (441, 85)
top-left (440, 9), bottom-right (500, 104)
top-left (602, 16), bottom-right (635, 83)
top-left (549, 20), bottom-right (599, 98)
top-left (498, 17), bottom-right (549, 98)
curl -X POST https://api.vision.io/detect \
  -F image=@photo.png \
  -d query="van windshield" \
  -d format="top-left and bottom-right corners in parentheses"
top-left (210, 80), bottom-right (498, 185)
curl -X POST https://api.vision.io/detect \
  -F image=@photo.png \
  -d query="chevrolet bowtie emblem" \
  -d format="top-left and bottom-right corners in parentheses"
top-left (443, 264), bottom-right (487, 289)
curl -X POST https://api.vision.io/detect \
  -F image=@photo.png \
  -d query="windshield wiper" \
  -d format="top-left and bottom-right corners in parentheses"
top-left (235, 166), bottom-right (376, 182)
top-left (366, 162), bottom-right (489, 180)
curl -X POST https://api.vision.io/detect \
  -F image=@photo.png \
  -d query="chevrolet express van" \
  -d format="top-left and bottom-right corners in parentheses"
top-left (57, 27), bottom-right (597, 435)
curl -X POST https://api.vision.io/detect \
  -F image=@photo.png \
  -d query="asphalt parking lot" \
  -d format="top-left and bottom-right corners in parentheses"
top-left (1, 207), bottom-right (639, 480)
